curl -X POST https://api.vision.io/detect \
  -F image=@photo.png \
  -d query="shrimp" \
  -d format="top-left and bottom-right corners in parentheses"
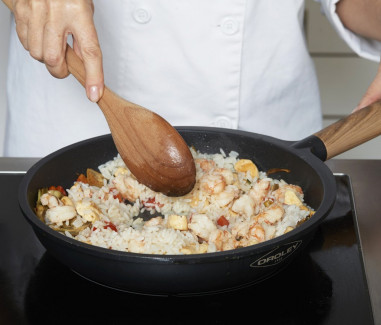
top-left (188, 214), bottom-right (217, 241)
top-left (195, 158), bottom-right (216, 172)
top-left (212, 185), bottom-right (239, 208)
top-left (209, 229), bottom-right (236, 251)
top-left (40, 193), bottom-right (62, 209)
top-left (231, 220), bottom-right (265, 246)
top-left (248, 223), bottom-right (266, 243)
top-left (255, 204), bottom-right (285, 225)
top-left (231, 220), bottom-right (252, 240)
top-left (249, 179), bottom-right (271, 208)
top-left (199, 174), bottom-right (226, 195)
top-left (45, 206), bottom-right (77, 224)
top-left (231, 194), bottom-right (255, 217)
top-left (112, 174), bottom-right (142, 201)
top-left (215, 168), bottom-right (235, 185)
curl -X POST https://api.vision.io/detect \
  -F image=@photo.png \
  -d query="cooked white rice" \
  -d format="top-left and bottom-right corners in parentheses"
top-left (38, 148), bottom-right (313, 254)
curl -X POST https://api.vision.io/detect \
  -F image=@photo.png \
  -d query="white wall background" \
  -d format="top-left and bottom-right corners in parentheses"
top-left (0, 5), bottom-right (10, 156)
top-left (0, 2), bottom-right (380, 158)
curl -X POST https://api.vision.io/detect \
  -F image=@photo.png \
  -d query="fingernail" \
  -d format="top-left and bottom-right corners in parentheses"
top-left (89, 86), bottom-right (100, 102)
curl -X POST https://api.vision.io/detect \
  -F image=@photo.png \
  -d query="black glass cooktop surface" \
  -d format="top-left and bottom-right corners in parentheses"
top-left (0, 174), bottom-right (374, 324)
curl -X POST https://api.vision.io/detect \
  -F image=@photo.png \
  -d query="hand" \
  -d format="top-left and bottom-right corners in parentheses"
top-left (11, 0), bottom-right (104, 102)
top-left (353, 62), bottom-right (381, 112)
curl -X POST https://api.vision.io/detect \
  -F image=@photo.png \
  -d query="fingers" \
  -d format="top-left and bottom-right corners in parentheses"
top-left (43, 21), bottom-right (70, 79)
top-left (353, 64), bottom-right (381, 112)
top-left (71, 11), bottom-right (104, 102)
top-left (27, 0), bottom-right (45, 61)
top-left (13, 0), bottom-right (29, 50)
top-left (11, 0), bottom-right (104, 102)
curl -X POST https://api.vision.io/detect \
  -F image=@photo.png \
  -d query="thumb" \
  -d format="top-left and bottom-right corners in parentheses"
top-left (353, 63), bottom-right (381, 112)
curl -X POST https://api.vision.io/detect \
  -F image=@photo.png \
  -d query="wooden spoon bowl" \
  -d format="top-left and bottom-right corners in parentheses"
top-left (66, 48), bottom-right (196, 196)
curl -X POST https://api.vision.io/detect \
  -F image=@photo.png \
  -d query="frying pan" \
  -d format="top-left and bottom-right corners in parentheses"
top-left (18, 102), bottom-right (381, 296)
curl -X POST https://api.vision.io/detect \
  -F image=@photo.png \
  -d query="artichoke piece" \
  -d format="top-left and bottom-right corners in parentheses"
top-left (47, 189), bottom-right (63, 200)
top-left (35, 204), bottom-right (47, 222)
top-left (36, 187), bottom-right (48, 205)
top-left (52, 220), bottom-right (92, 236)
top-left (86, 168), bottom-right (105, 187)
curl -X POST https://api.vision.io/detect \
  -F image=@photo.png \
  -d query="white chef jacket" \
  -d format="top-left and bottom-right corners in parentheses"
top-left (3, 0), bottom-right (381, 157)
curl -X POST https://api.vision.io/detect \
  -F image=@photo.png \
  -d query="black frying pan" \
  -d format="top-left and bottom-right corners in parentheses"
top-left (18, 102), bottom-right (381, 295)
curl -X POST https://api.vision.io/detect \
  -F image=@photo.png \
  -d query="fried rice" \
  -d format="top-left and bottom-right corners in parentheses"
top-left (35, 148), bottom-right (313, 254)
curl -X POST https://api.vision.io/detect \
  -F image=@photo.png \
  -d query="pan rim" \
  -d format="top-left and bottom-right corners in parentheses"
top-left (18, 128), bottom-right (336, 263)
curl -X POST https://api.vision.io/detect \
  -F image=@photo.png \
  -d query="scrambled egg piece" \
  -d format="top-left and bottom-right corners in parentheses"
top-left (234, 159), bottom-right (258, 178)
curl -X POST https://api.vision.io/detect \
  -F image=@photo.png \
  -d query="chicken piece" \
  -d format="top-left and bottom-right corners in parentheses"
top-left (45, 205), bottom-right (77, 224)
top-left (167, 215), bottom-right (188, 231)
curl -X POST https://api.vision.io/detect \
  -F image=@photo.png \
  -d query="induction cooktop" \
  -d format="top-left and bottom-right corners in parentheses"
top-left (0, 173), bottom-right (374, 324)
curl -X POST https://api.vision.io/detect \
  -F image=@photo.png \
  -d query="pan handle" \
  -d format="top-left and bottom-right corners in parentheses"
top-left (314, 101), bottom-right (381, 160)
top-left (294, 101), bottom-right (381, 161)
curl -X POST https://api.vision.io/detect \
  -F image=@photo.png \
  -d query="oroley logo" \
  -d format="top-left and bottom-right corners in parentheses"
top-left (250, 240), bottom-right (302, 267)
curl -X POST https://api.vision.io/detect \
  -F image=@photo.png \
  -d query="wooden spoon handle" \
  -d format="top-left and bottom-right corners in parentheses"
top-left (65, 46), bottom-right (87, 87)
top-left (2, 0), bottom-right (11, 10)
top-left (314, 101), bottom-right (381, 160)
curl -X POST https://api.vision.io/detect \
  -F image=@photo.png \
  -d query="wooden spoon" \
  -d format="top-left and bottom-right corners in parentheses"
top-left (3, 0), bottom-right (196, 197)
top-left (66, 47), bottom-right (196, 196)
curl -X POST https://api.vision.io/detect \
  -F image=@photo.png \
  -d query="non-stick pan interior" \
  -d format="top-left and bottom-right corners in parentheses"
top-left (25, 127), bottom-right (331, 214)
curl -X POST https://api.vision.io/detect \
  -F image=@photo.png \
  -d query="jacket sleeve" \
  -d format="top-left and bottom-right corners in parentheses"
top-left (315, 0), bottom-right (381, 62)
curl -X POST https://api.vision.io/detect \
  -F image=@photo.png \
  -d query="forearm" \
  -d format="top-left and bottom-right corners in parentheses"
top-left (336, 0), bottom-right (381, 42)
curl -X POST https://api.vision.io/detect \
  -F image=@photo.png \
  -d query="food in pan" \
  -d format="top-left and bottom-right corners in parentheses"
top-left (35, 148), bottom-right (314, 254)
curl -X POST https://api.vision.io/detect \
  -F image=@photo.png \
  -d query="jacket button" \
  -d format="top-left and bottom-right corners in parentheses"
top-left (133, 8), bottom-right (151, 24)
top-left (221, 18), bottom-right (239, 35)
top-left (215, 116), bottom-right (232, 128)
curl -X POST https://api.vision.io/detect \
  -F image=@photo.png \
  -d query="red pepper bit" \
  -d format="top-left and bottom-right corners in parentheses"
top-left (76, 174), bottom-right (88, 184)
top-left (92, 227), bottom-right (97, 231)
top-left (142, 197), bottom-right (164, 208)
top-left (49, 185), bottom-right (67, 196)
top-left (217, 215), bottom-right (229, 227)
top-left (113, 193), bottom-right (123, 202)
top-left (104, 221), bottom-right (117, 232)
